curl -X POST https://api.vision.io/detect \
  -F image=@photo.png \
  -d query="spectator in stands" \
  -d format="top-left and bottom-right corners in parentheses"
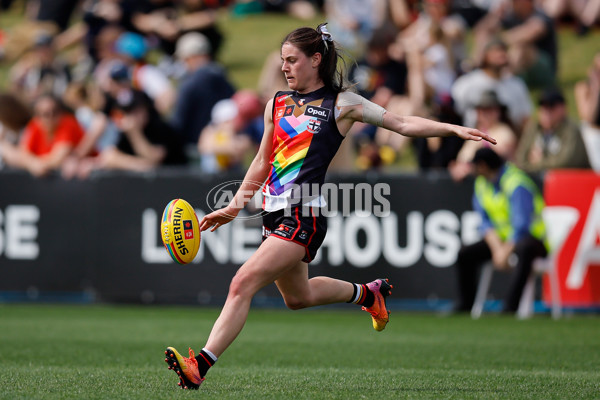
top-left (52, 0), bottom-right (133, 65)
top-left (575, 52), bottom-right (600, 171)
top-left (60, 82), bottom-right (120, 179)
top-left (324, 0), bottom-right (388, 56)
top-left (170, 32), bottom-right (235, 149)
top-left (9, 31), bottom-right (71, 103)
top-left (198, 98), bottom-right (254, 173)
top-left (409, 99), bottom-right (465, 171)
top-left (256, 0), bottom-right (319, 21)
top-left (230, 89), bottom-right (266, 147)
top-left (356, 22), bottom-right (464, 172)
top-left (579, 0), bottom-right (600, 33)
top-left (449, 0), bottom-right (495, 29)
top-left (349, 26), bottom-right (408, 108)
top-left (99, 90), bottom-right (187, 172)
top-left (0, 94), bottom-right (31, 170)
top-left (452, 38), bottom-right (532, 135)
top-left (400, 0), bottom-right (468, 74)
top-left (113, 31), bottom-right (176, 115)
top-left (90, 25), bottom-right (126, 92)
top-left (0, 94), bottom-right (83, 177)
top-left (346, 26), bottom-right (412, 170)
top-left (0, 93), bottom-right (31, 145)
top-left (449, 90), bottom-right (518, 181)
top-left (31, 0), bottom-right (79, 33)
top-left (408, 23), bottom-right (456, 108)
top-left (388, 0), bottom-right (420, 30)
top-left (474, 0), bottom-right (558, 89)
top-left (541, 0), bottom-right (600, 36)
top-left (389, 9), bottom-right (468, 171)
top-left (516, 88), bottom-right (590, 172)
top-left (453, 147), bottom-right (548, 314)
top-left (130, 0), bottom-right (225, 60)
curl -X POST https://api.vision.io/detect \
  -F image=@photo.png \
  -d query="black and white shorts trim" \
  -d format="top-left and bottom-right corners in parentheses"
top-left (262, 206), bottom-right (327, 263)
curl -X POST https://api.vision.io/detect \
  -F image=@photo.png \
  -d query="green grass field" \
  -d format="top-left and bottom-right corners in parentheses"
top-left (1, 304), bottom-right (598, 399)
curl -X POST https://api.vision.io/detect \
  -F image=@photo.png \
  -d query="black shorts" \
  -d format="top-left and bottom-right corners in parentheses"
top-left (262, 206), bottom-right (327, 263)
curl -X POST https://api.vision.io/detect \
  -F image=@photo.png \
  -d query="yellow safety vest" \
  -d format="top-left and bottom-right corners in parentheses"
top-left (474, 163), bottom-right (547, 248)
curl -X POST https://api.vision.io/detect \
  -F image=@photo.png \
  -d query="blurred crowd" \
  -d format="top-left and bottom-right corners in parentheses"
top-left (0, 0), bottom-right (599, 179)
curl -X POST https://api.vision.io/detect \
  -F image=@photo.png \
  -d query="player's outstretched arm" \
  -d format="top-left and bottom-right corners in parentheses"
top-left (200, 99), bottom-right (275, 232)
top-left (383, 113), bottom-right (497, 144)
top-left (335, 91), bottom-right (496, 145)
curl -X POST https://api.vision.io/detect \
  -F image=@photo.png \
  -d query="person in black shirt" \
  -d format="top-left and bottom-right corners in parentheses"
top-left (94, 89), bottom-right (186, 172)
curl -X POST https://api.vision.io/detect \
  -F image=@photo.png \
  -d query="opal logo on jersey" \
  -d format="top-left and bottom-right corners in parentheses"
top-left (305, 105), bottom-right (330, 121)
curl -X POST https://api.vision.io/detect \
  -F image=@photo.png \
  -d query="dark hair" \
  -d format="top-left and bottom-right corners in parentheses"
top-left (282, 23), bottom-right (346, 93)
top-left (471, 147), bottom-right (505, 170)
top-left (480, 37), bottom-right (508, 69)
top-left (0, 94), bottom-right (31, 132)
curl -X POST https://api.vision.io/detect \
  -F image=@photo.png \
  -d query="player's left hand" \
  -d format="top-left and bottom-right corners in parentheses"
top-left (453, 126), bottom-right (497, 145)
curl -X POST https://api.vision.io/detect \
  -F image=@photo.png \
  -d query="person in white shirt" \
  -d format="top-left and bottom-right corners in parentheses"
top-left (451, 38), bottom-right (532, 135)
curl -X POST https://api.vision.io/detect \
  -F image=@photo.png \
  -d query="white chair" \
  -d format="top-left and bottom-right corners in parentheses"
top-left (471, 206), bottom-right (579, 320)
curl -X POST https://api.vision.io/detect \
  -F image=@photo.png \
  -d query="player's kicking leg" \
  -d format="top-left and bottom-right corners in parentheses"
top-left (164, 237), bottom-right (306, 389)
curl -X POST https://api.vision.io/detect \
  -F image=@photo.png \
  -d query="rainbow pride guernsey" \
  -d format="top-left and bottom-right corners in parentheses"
top-left (263, 86), bottom-right (344, 211)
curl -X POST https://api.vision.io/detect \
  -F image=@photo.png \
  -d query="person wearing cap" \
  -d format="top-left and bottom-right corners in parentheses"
top-left (449, 89), bottom-right (518, 181)
top-left (453, 147), bottom-right (548, 314)
top-left (516, 88), bottom-right (590, 172)
top-left (451, 37), bottom-right (532, 135)
top-left (98, 90), bottom-right (187, 172)
top-left (113, 32), bottom-right (175, 115)
top-left (170, 32), bottom-right (235, 149)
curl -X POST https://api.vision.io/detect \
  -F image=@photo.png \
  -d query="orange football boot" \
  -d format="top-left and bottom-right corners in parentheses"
top-left (164, 347), bottom-right (204, 390)
top-left (362, 278), bottom-right (393, 331)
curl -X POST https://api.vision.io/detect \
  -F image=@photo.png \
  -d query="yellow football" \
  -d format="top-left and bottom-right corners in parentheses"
top-left (160, 199), bottom-right (201, 264)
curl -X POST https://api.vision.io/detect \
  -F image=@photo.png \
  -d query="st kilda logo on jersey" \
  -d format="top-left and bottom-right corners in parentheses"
top-left (307, 118), bottom-right (321, 134)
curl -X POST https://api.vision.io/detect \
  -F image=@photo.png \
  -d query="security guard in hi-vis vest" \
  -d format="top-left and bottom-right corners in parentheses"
top-left (454, 147), bottom-right (548, 314)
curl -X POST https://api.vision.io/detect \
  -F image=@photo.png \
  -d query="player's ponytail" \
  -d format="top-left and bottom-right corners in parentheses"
top-left (282, 23), bottom-right (346, 93)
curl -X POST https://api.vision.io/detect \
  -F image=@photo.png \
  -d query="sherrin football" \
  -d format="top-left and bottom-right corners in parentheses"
top-left (161, 199), bottom-right (200, 264)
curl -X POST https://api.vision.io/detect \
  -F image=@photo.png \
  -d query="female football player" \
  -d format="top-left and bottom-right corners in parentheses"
top-left (164, 23), bottom-right (496, 390)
